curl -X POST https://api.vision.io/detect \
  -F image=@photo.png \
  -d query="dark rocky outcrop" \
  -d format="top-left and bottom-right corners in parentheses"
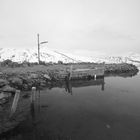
top-left (8, 77), bottom-right (23, 90)
top-left (105, 63), bottom-right (139, 74)
top-left (2, 85), bottom-right (16, 94)
top-left (0, 79), bottom-right (9, 88)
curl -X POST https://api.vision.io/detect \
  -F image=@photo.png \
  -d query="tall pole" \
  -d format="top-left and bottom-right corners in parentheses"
top-left (37, 34), bottom-right (48, 64)
top-left (37, 34), bottom-right (40, 64)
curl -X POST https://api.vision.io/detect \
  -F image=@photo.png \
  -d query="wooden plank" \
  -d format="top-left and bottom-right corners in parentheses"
top-left (10, 90), bottom-right (20, 118)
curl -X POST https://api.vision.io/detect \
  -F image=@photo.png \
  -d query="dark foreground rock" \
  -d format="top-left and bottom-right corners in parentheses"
top-left (0, 79), bottom-right (9, 88)
top-left (0, 93), bottom-right (31, 135)
top-left (2, 85), bottom-right (16, 94)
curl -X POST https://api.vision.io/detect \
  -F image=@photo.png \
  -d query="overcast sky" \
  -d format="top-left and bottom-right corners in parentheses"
top-left (0, 0), bottom-right (140, 56)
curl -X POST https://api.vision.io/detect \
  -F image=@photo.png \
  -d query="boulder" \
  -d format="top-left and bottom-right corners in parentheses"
top-left (0, 92), bottom-right (5, 99)
top-left (29, 73), bottom-right (38, 79)
top-left (2, 85), bottom-right (16, 94)
top-left (8, 77), bottom-right (23, 89)
top-left (43, 74), bottom-right (51, 80)
top-left (0, 72), bottom-right (3, 75)
top-left (0, 92), bottom-right (12, 99)
top-left (40, 80), bottom-right (47, 87)
top-left (22, 84), bottom-right (29, 90)
top-left (0, 79), bottom-right (9, 88)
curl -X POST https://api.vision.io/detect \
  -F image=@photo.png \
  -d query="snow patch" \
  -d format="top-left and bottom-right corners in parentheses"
top-left (0, 48), bottom-right (140, 66)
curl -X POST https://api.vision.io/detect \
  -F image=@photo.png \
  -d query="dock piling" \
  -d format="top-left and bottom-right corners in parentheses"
top-left (94, 74), bottom-right (97, 80)
top-left (31, 87), bottom-right (36, 103)
top-left (10, 90), bottom-right (20, 118)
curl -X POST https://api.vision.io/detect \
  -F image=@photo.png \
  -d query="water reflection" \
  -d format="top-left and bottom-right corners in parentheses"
top-left (64, 77), bottom-right (105, 94)
top-left (30, 89), bottom-right (41, 125)
top-left (30, 102), bottom-right (35, 124)
top-left (65, 79), bottom-right (73, 95)
top-left (1, 73), bottom-right (140, 140)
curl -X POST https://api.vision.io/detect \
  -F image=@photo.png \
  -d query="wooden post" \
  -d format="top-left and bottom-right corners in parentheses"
top-left (94, 74), bottom-right (96, 80)
top-left (31, 87), bottom-right (36, 103)
top-left (37, 34), bottom-right (40, 64)
top-left (10, 90), bottom-right (20, 117)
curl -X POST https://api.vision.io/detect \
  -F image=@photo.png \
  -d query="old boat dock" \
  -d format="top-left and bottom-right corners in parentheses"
top-left (57, 65), bottom-right (105, 80)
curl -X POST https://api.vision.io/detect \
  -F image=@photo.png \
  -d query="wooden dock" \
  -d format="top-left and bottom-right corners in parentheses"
top-left (58, 67), bottom-right (105, 80)
top-left (71, 68), bottom-right (104, 79)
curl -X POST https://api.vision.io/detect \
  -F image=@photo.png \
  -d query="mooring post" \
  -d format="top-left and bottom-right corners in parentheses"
top-left (94, 74), bottom-right (97, 80)
top-left (31, 87), bottom-right (36, 103)
top-left (10, 90), bottom-right (20, 117)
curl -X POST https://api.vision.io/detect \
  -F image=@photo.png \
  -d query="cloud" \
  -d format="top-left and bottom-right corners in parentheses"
top-left (0, 0), bottom-right (140, 54)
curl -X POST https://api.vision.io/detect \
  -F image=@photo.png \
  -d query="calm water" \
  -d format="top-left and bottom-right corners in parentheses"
top-left (1, 73), bottom-right (140, 140)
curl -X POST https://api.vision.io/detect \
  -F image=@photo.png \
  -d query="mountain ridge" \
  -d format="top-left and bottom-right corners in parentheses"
top-left (0, 48), bottom-right (140, 67)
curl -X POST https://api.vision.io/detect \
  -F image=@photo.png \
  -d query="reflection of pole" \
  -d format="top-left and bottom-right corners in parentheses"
top-left (69, 81), bottom-right (72, 95)
top-left (37, 34), bottom-right (40, 64)
top-left (101, 77), bottom-right (105, 91)
top-left (101, 83), bottom-right (105, 91)
top-left (30, 101), bottom-right (35, 123)
top-left (38, 90), bottom-right (41, 112)
top-left (69, 65), bottom-right (73, 80)
top-left (65, 77), bottom-right (73, 95)
top-left (31, 87), bottom-right (36, 124)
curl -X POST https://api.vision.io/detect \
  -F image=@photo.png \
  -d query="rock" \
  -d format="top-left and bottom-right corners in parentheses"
top-left (22, 84), bottom-right (28, 90)
top-left (105, 63), bottom-right (139, 75)
top-left (0, 79), bottom-right (9, 88)
top-left (0, 92), bottom-right (5, 99)
top-left (43, 74), bottom-right (51, 80)
top-left (0, 92), bottom-right (12, 99)
top-left (2, 85), bottom-right (16, 93)
top-left (40, 80), bottom-right (47, 87)
top-left (29, 73), bottom-right (38, 79)
top-left (8, 77), bottom-right (23, 89)
top-left (0, 72), bottom-right (3, 75)
top-left (0, 98), bottom-right (8, 105)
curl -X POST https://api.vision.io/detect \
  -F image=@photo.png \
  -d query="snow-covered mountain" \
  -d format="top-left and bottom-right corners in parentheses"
top-left (99, 53), bottom-right (140, 66)
top-left (0, 48), bottom-right (81, 63)
top-left (0, 48), bottom-right (140, 67)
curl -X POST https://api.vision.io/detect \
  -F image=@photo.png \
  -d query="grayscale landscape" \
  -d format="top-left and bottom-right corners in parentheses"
top-left (0, 0), bottom-right (140, 140)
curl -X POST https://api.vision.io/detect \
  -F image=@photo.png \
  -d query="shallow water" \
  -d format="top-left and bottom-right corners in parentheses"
top-left (1, 74), bottom-right (140, 140)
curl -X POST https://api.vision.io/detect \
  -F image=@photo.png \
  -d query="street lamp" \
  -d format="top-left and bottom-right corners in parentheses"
top-left (37, 34), bottom-right (48, 64)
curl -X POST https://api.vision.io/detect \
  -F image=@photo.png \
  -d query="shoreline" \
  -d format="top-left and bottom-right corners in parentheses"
top-left (0, 63), bottom-right (139, 92)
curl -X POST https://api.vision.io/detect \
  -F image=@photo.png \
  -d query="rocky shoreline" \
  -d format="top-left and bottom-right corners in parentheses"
top-left (0, 63), bottom-right (139, 94)
top-left (105, 63), bottom-right (139, 74)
